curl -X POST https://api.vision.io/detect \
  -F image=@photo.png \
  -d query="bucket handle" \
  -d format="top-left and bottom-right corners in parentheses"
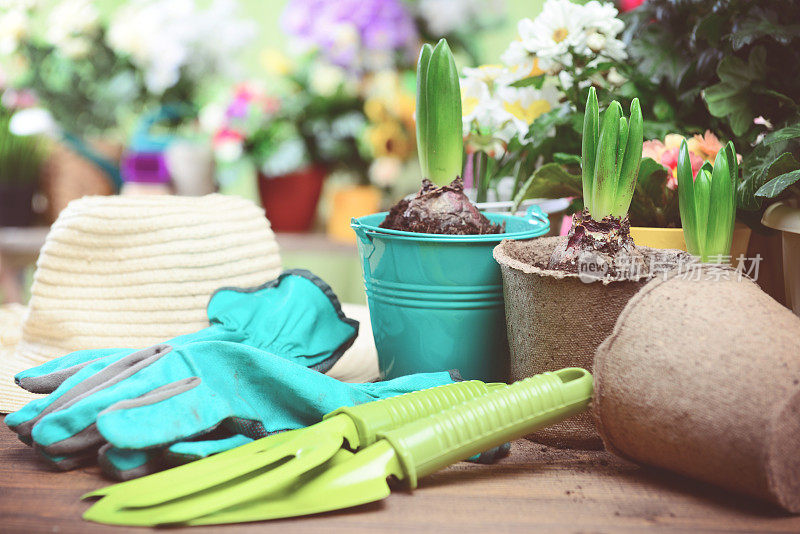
top-left (525, 204), bottom-right (549, 226)
top-left (351, 217), bottom-right (373, 246)
top-left (351, 218), bottom-right (377, 276)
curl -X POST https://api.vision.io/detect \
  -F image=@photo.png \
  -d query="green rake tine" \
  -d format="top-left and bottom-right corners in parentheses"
top-left (84, 428), bottom-right (304, 501)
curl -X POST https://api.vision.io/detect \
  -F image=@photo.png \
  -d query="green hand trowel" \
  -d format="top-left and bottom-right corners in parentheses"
top-left (82, 380), bottom-right (502, 517)
top-left (83, 368), bottom-right (593, 526)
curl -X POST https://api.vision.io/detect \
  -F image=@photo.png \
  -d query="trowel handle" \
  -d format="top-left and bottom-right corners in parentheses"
top-left (326, 380), bottom-right (499, 449)
top-left (380, 368), bottom-right (593, 488)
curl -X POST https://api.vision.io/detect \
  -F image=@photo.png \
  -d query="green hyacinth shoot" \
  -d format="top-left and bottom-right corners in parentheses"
top-left (416, 39), bottom-right (463, 186)
top-left (581, 87), bottom-right (643, 220)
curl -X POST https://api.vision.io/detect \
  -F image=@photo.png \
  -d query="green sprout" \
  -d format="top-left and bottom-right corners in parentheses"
top-left (581, 87), bottom-right (643, 220)
top-left (678, 139), bottom-right (737, 263)
top-left (416, 39), bottom-right (462, 186)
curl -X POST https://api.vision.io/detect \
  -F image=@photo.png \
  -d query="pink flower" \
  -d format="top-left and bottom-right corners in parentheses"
top-left (660, 147), bottom-right (703, 190)
top-left (642, 131), bottom-right (728, 191)
top-left (619, 0), bottom-right (644, 12)
top-left (213, 128), bottom-right (245, 146)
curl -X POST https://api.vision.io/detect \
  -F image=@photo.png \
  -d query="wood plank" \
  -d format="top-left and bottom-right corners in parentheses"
top-left (1, 419), bottom-right (798, 533)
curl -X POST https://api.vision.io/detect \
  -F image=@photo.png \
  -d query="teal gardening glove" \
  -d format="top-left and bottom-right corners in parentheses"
top-left (6, 270), bottom-right (461, 478)
top-left (7, 341), bottom-right (456, 479)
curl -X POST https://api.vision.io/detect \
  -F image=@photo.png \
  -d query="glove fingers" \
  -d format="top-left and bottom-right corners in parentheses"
top-left (28, 345), bottom-right (177, 455)
top-left (14, 348), bottom-right (130, 394)
top-left (98, 378), bottom-right (233, 450)
top-left (98, 433), bottom-right (254, 481)
top-left (5, 347), bottom-right (149, 439)
top-left (354, 370), bottom-right (458, 399)
top-left (98, 443), bottom-right (165, 481)
top-left (33, 442), bottom-right (100, 471)
top-left (165, 434), bottom-right (253, 465)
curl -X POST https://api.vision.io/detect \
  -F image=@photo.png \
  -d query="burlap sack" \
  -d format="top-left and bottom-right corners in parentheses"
top-left (493, 236), bottom-right (685, 449)
top-left (594, 266), bottom-right (800, 512)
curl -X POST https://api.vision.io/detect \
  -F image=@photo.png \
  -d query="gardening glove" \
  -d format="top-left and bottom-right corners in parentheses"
top-left (12, 269), bottom-right (357, 400)
top-left (6, 340), bottom-right (458, 477)
top-left (9, 269), bottom-right (358, 436)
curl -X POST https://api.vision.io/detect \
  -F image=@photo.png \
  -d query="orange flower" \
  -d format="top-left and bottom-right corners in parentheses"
top-left (688, 130), bottom-right (724, 161)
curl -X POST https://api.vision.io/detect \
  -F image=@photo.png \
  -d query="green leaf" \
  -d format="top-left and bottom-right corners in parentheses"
top-left (424, 39), bottom-right (463, 185)
top-left (415, 43), bottom-right (433, 179)
top-left (553, 152), bottom-right (582, 167)
top-left (754, 169), bottom-right (800, 199)
top-left (763, 123), bottom-right (800, 146)
top-left (616, 116), bottom-right (628, 173)
top-left (738, 151), bottom-right (800, 210)
top-left (591, 101), bottom-right (622, 218)
top-left (693, 169), bottom-right (712, 259)
top-left (729, 10), bottom-right (800, 50)
top-left (581, 87), bottom-right (599, 214)
top-left (612, 98), bottom-right (643, 218)
top-left (706, 148), bottom-right (735, 261)
top-left (512, 163), bottom-right (582, 211)
top-left (677, 141), bottom-right (699, 256)
top-left (702, 47), bottom-right (766, 137)
top-left (693, 12), bottom-right (723, 47)
top-left (509, 75), bottom-right (545, 89)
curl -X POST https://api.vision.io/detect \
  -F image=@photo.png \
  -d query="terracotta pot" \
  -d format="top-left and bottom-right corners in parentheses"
top-left (258, 165), bottom-right (326, 232)
top-left (630, 223), bottom-right (752, 266)
top-left (0, 182), bottom-right (36, 226)
top-left (326, 185), bottom-right (381, 244)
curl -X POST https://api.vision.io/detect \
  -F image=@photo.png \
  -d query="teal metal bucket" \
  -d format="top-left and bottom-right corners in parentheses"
top-left (351, 206), bottom-right (550, 382)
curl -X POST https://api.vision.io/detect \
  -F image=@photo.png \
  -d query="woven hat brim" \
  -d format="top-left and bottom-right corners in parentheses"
top-left (0, 304), bottom-right (34, 413)
top-left (0, 340), bottom-right (42, 413)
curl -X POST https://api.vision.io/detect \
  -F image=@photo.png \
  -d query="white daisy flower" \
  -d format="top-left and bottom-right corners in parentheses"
top-left (496, 83), bottom-right (561, 143)
top-left (0, 8), bottom-right (29, 55)
top-left (503, 0), bottom-right (627, 75)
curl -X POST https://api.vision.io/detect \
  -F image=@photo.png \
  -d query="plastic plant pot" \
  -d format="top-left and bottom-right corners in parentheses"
top-left (630, 223), bottom-right (752, 266)
top-left (762, 201), bottom-right (800, 317)
top-left (258, 165), bottom-right (326, 232)
top-left (351, 206), bottom-right (550, 382)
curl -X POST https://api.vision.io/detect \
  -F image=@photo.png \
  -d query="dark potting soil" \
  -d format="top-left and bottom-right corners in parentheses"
top-left (547, 209), bottom-right (646, 279)
top-left (500, 235), bottom-right (688, 284)
top-left (380, 177), bottom-right (504, 235)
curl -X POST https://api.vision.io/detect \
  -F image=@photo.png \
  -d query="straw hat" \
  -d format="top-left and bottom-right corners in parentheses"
top-left (0, 194), bottom-right (283, 413)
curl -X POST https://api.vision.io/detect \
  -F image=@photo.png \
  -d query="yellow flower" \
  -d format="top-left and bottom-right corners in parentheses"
top-left (552, 27), bottom-right (569, 43)
top-left (502, 98), bottom-right (551, 124)
top-left (364, 98), bottom-right (389, 123)
top-left (367, 120), bottom-right (412, 159)
top-left (663, 133), bottom-right (685, 151)
top-left (261, 48), bottom-right (292, 77)
top-left (462, 90), bottom-right (480, 118)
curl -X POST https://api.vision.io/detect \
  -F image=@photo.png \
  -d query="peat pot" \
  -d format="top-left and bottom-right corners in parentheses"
top-left (351, 206), bottom-right (550, 382)
top-left (493, 236), bottom-right (686, 449)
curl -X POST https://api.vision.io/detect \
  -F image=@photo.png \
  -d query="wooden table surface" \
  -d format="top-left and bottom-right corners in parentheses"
top-left (1, 420), bottom-right (798, 533)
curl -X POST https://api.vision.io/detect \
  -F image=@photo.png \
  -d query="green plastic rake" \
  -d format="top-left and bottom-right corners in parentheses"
top-left (84, 368), bottom-right (593, 526)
